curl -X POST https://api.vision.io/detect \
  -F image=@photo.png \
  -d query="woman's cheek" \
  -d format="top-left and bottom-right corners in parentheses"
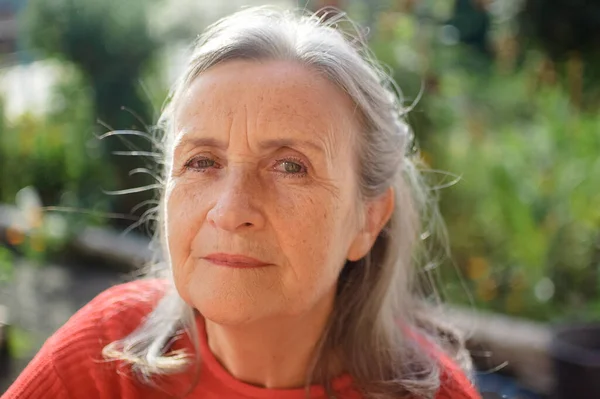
top-left (166, 181), bottom-right (207, 257)
top-left (272, 180), bottom-right (317, 212)
top-left (274, 187), bottom-right (336, 251)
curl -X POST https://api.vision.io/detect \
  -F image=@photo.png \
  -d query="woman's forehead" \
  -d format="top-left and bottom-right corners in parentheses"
top-left (173, 60), bottom-right (359, 138)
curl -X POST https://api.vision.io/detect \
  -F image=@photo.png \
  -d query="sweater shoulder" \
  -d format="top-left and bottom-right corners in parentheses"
top-left (47, 278), bottom-right (170, 398)
top-left (404, 324), bottom-right (480, 399)
top-left (53, 278), bottom-right (168, 345)
top-left (3, 279), bottom-right (171, 399)
top-left (435, 348), bottom-right (481, 399)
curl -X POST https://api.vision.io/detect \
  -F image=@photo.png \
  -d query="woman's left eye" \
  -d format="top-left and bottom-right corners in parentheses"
top-left (274, 159), bottom-right (307, 176)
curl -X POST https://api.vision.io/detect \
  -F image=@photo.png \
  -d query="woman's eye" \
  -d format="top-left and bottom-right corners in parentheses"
top-left (274, 159), bottom-right (307, 176)
top-left (185, 157), bottom-right (217, 171)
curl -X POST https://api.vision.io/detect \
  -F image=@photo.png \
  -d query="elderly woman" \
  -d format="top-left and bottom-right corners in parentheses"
top-left (4, 7), bottom-right (480, 399)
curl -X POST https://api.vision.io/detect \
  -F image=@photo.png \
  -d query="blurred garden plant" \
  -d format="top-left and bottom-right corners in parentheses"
top-left (22, 0), bottom-right (158, 131)
top-left (0, 67), bottom-right (109, 211)
top-left (0, 67), bottom-right (110, 273)
top-left (364, 0), bottom-right (600, 321)
top-left (21, 0), bottom-right (163, 222)
top-left (428, 64), bottom-right (600, 321)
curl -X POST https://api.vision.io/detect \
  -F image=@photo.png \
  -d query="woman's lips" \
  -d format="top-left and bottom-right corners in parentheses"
top-left (202, 253), bottom-right (271, 268)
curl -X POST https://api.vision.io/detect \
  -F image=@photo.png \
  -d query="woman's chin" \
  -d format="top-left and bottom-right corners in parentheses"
top-left (197, 302), bottom-right (268, 326)
top-left (181, 271), bottom-right (311, 325)
top-left (189, 289), bottom-right (278, 326)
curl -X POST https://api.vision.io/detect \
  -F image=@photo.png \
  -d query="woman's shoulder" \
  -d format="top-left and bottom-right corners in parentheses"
top-left (87, 278), bottom-right (169, 321)
top-left (403, 321), bottom-right (480, 399)
top-left (434, 342), bottom-right (481, 399)
top-left (2, 279), bottom-right (170, 399)
top-left (51, 278), bottom-right (170, 369)
top-left (56, 278), bottom-right (169, 341)
top-left (404, 326), bottom-right (480, 399)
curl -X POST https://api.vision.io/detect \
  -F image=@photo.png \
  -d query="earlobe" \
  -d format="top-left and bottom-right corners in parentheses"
top-left (346, 233), bottom-right (371, 262)
top-left (346, 187), bottom-right (395, 262)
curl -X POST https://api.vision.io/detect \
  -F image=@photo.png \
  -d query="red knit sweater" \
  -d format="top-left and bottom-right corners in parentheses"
top-left (2, 279), bottom-right (480, 399)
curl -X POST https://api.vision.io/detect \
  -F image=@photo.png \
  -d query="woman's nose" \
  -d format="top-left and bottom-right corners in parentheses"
top-left (206, 171), bottom-right (266, 232)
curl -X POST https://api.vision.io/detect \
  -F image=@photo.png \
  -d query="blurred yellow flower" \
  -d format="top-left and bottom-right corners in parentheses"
top-left (29, 234), bottom-right (46, 253)
top-left (467, 256), bottom-right (489, 280)
top-left (476, 277), bottom-right (497, 302)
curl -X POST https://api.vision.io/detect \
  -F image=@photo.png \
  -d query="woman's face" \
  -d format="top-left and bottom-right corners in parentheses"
top-left (166, 60), bottom-right (388, 325)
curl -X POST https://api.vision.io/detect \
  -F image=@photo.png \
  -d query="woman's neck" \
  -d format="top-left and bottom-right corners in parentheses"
top-left (204, 294), bottom-right (337, 389)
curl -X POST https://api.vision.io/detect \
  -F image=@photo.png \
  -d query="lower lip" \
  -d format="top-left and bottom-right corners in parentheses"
top-left (203, 258), bottom-right (270, 269)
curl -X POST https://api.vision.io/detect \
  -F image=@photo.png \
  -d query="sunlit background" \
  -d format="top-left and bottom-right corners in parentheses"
top-left (0, 0), bottom-right (599, 397)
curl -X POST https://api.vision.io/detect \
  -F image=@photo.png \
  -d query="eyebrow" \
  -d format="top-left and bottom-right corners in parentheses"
top-left (175, 136), bottom-right (228, 151)
top-left (175, 135), bottom-right (325, 155)
top-left (258, 138), bottom-right (325, 155)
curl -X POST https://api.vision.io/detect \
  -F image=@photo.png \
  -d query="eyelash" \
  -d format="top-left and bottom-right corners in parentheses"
top-left (183, 156), bottom-right (308, 178)
top-left (184, 156), bottom-right (220, 171)
top-left (274, 156), bottom-right (308, 178)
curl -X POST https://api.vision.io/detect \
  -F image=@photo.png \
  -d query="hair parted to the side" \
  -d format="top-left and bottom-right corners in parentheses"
top-left (102, 6), bottom-right (472, 399)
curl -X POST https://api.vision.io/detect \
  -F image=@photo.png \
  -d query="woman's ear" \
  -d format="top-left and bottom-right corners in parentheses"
top-left (347, 187), bottom-right (395, 261)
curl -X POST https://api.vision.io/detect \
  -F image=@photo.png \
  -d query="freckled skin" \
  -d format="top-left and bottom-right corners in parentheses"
top-left (165, 60), bottom-right (387, 326)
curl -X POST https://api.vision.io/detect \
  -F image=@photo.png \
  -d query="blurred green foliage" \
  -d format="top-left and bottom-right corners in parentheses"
top-left (22, 0), bottom-right (158, 130)
top-left (429, 66), bottom-right (600, 321)
top-left (366, 0), bottom-right (600, 321)
top-left (0, 66), bottom-right (111, 262)
top-left (20, 0), bottom-right (163, 222)
top-left (0, 68), bottom-right (109, 208)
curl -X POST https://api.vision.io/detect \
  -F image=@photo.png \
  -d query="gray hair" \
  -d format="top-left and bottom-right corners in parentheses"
top-left (103, 6), bottom-right (471, 399)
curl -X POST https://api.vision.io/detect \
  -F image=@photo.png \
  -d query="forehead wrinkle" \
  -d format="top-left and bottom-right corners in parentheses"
top-left (261, 102), bottom-right (336, 139)
top-left (223, 101), bottom-right (260, 157)
top-left (172, 105), bottom-right (238, 156)
top-left (323, 120), bottom-right (353, 170)
top-left (225, 107), bottom-right (235, 151)
top-left (242, 103), bottom-right (250, 151)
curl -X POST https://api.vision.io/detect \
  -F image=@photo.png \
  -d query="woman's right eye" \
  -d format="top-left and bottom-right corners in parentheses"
top-left (184, 156), bottom-right (219, 172)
